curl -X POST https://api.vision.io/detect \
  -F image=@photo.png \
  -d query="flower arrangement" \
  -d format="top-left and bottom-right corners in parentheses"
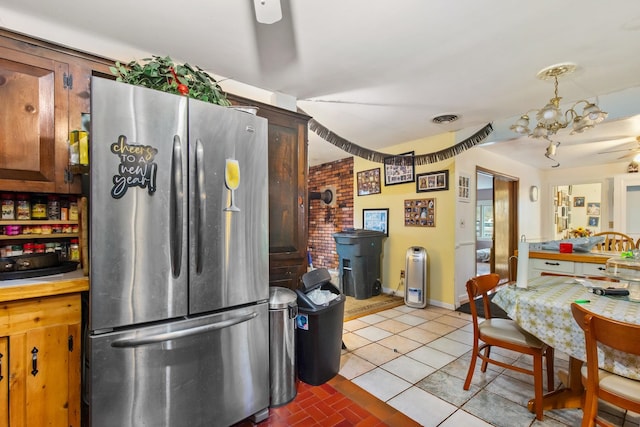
top-left (569, 227), bottom-right (592, 238)
top-left (109, 55), bottom-right (231, 106)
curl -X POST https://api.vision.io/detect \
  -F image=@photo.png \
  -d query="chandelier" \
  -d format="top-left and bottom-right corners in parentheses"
top-left (510, 63), bottom-right (608, 139)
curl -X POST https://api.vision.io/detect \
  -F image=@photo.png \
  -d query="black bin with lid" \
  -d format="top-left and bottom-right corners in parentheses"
top-left (295, 268), bottom-right (345, 386)
top-left (333, 229), bottom-right (386, 300)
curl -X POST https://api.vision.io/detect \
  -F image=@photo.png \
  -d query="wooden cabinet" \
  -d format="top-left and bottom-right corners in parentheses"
top-left (228, 95), bottom-right (310, 289)
top-left (0, 30), bottom-right (112, 194)
top-left (1, 293), bottom-right (81, 427)
top-left (0, 337), bottom-right (7, 426)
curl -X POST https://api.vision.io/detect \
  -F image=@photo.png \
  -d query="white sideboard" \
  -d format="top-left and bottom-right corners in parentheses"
top-left (526, 250), bottom-right (615, 279)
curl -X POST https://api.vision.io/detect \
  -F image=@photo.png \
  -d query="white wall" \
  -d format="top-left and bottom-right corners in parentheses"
top-left (453, 145), bottom-right (543, 306)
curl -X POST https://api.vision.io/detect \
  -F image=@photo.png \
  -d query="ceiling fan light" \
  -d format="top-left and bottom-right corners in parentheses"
top-left (537, 103), bottom-right (562, 125)
top-left (510, 116), bottom-right (530, 134)
top-left (253, 0), bottom-right (282, 24)
top-left (570, 116), bottom-right (594, 134)
top-left (531, 125), bottom-right (548, 139)
top-left (583, 103), bottom-right (608, 123)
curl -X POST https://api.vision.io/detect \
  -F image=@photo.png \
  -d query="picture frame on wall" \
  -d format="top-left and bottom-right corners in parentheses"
top-left (363, 208), bottom-right (389, 236)
top-left (573, 196), bottom-right (585, 207)
top-left (356, 168), bottom-right (381, 196)
top-left (457, 172), bottom-right (471, 202)
top-left (384, 151), bottom-right (415, 186)
top-left (416, 169), bottom-right (449, 193)
top-left (403, 198), bottom-right (435, 227)
top-left (588, 216), bottom-right (600, 227)
top-left (587, 202), bottom-right (601, 216)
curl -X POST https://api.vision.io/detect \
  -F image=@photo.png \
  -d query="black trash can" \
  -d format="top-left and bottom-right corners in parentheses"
top-left (295, 268), bottom-right (345, 386)
top-left (333, 229), bottom-right (386, 299)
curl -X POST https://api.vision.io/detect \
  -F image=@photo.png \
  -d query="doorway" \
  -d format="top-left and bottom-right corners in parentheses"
top-left (476, 168), bottom-right (519, 281)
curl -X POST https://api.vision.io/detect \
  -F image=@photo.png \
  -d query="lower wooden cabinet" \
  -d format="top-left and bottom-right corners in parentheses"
top-left (269, 261), bottom-right (309, 290)
top-left (1, 293), bottom-right (81, 427)
top-left (0, 337), bottom-right (7, 426)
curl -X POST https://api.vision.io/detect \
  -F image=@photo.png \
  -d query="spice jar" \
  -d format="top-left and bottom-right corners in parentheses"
top-left (15, 194), bottom-right (31, 220)
top-left (5, 225), bottom-right (22, 236)
top-left (56, 242), bottom-right (68, 261)
top-left (34, 243), bottom-right (46, 254)
top-left (60, 197), bottom-right (69, 221)
top-left (31, 195), bottom-right (47, 220)
top-left (69, 196), bottom-right (78, 221)
top-left (47, 195), bottom-right (61, 220)
top-left (1, 193), bottom-right (15, 220)
top-left (23, 242), bottom-right (35, 254)
top-left (69, 238), bottom-right (80, 261)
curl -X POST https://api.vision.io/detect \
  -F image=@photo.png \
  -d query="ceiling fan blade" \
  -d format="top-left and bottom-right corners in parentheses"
top-left (598, 136), bottom-right (640, 154)
top-left (618, 151), bottom-right (640, 160)
top-left (253, 0), bottom-right (298, 74)
top-left (598, 147), bottom-right (637, 154)
top-left (253, 0), bottom-right (282, 24)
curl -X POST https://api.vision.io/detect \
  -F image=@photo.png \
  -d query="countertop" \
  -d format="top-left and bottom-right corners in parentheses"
top-left (526, 249), bottom-right (617, 264)
top-left (0, 269), bottom-right (88, 303)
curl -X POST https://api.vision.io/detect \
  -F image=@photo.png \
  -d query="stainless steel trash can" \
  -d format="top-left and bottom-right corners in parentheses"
top-left (405, 246), bottom-right (427, 308)
top-left (268, 287), bottom-right (298, 407)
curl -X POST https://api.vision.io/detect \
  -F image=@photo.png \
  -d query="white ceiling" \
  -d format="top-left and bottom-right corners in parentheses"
top-left (2, 0), bottom-right (640, 169)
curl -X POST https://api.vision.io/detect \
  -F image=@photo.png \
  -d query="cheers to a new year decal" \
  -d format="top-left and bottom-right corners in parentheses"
top-left (110, 135), bottom-right (159, 199)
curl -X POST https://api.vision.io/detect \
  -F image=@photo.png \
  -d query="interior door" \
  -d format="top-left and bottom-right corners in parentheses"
top-left (493, 175), bottom-right (518, 280)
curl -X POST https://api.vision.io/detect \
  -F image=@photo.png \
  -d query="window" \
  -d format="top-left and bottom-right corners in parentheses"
top-left (476, 202), bottom-right (493, 239)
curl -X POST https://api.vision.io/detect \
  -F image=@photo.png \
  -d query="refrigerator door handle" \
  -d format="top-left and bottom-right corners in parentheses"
top-left (194, 138), bottom-right (205, 274)
top-left (110, 311), bottom-right (258, 348)
top-left (171, 135), bottom-right (184, 277)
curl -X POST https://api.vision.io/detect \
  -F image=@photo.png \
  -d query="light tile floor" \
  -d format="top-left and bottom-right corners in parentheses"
top-left (340, 304), bottom-right (640, 427)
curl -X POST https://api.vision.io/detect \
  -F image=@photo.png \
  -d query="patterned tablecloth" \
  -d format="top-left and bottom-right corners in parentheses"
top-left (493, 275), bottom-right (640, 380)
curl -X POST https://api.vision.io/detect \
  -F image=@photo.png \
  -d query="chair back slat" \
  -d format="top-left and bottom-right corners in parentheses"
top-left (592, 232), bottom-right (635, 252)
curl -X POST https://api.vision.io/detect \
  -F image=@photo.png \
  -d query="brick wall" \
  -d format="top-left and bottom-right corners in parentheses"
top-left (308, 157), bottom-right (353, 269)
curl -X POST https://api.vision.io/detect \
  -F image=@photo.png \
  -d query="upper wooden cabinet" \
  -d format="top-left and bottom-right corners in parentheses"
top-left (0, 30), bottom-right (112, 194)
top-left (228, 95), bottom-right (310, 289)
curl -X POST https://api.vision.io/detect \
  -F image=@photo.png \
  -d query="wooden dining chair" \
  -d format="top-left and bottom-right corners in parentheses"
top-left (570, 303), bottom-right (640, 427)
top-left (463, 273), bottom-right (555, 421)
top-left (591, 232), bottom-right (635, 252)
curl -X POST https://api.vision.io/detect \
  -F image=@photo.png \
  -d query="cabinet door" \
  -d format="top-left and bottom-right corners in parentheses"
top-left (9, 324), bottom-right (77, 427)
top-left (0, 46), bottom-right (69, 193)
top-left (268, 122), bottom-right (307, 256)
top-left (0, 337), bottom-right (7, 427)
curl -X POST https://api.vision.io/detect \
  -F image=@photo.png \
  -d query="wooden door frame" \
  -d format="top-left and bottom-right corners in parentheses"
top-left (476, 167), bottom-right (519, 281)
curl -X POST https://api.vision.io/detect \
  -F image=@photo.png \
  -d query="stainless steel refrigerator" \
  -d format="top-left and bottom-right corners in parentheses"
top-left (87, 77), bottom-right (270, 427)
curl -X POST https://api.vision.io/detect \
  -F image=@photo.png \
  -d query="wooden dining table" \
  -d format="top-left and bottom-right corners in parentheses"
top-left (492, 275), bottom-right (640, 414)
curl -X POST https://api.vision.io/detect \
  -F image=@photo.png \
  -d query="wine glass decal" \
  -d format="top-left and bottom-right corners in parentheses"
top-left (224, 158), bottom-right (240, 212)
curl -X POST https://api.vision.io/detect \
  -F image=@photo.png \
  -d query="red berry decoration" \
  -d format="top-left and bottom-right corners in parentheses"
top-left (177, 84), bottom-right (189, 95)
